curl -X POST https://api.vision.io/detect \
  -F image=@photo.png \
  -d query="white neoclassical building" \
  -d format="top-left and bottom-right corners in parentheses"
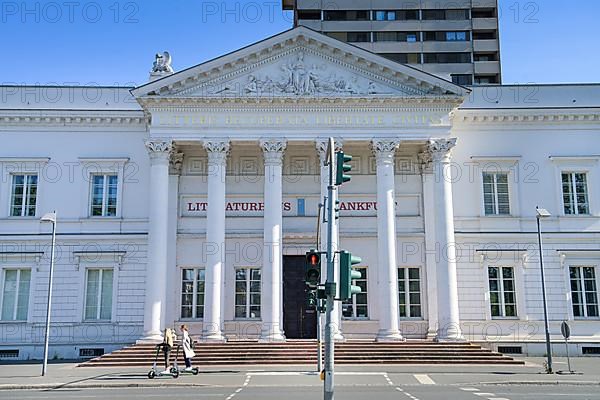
top-left (1, 27), bottom-right (600, 360)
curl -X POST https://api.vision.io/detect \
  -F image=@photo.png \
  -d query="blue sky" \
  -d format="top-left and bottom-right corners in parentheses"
top-left (1, 0), bottom-right (598, 86)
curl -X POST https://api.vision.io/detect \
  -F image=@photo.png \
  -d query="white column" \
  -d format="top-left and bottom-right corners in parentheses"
top-left (419, 152), bottom-right (439, 339)
top-left (202, 140), bottom-right (230, 342)
top-left (260, 139), bottom-right (287, 342)
top-left (372, 139), bottom-right (404, 341)
top-left (316, 139), bottom-right (344, 341)
top-left (165, 151), bottom-right (183, 329)
top-left (141, 140), bottom-right (172, 342)
top-left (427, 138), bottom-right (464, 341)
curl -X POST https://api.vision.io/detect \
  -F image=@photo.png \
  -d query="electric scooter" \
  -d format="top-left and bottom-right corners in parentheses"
top-left (171, 344), bottom-right (199, 375)
top-left (147, 344), bottom-right (179, 379)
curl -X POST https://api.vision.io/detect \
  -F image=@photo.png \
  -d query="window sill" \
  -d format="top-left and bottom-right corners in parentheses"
top-left (80, 217), bottom-right (123, 221)
top-left (0, 320), bottom-right (28, 324)
top-left (490, 317), bottom-right (520, 320)
top-left (82, 320), bottom-right (114, 324)
top-left (342, 318), bottom-right (370, 321)
top-left (233, 318), bottom-right (261, 322)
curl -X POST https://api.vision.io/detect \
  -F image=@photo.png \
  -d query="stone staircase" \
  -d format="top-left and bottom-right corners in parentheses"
top-left (79, 340), bottom-right (524, 367)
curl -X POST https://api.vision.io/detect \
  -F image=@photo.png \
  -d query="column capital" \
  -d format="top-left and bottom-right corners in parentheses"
top-left (145, 139), bottom-right (173, 163)
top-left (426, 138), bottom-right (457, 163)
top-left (315, 138), bottom-right (343, 164)
top-left (203, 140), bottom-right (230, 165)
top-left (260, 139), bottom-right (287, 165)
top-left (371, 139), bottom-right (400, 165)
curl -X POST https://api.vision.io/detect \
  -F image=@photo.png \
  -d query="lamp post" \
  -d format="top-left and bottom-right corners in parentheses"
top-left (536, 206), bottom-right (553, 374)
top-left (40, 211), bottom-right (57, 377)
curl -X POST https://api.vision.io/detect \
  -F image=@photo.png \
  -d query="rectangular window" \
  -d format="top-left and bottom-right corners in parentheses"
top-left (398, 268), bottom-right (422, 318)
top-left (10, 175), bottom-right (38, 217)
top-left (562, 172), bottom-right (590, 215)
top-left (483, 172), bottom-right (510, 215)
top-left (342, 267), bottom-right (368, 319)
top-left (424, 31), bottom-right (470, 41)
top-left (90, 174), bottom-right (118, 217)
top-left (488, 266), bottom-right (517, 318)
top-left (423, 9), bottom-right (469, 20)
top-left (84, 269), bottom-right (113, 321)
top-left (1, 269), bottom-right (31, 321)
top-left (181, 268), bottom-right (205, 319)
top-left (451, 74), bottom-right (473, 86)
top-left (382, 53), bottom-right (420, 64)
top-left (346, 32), bottom-right (370, 43)
top-left (324, 10), bottom-right (369, 21)
top-left (423, 52), bottom-right (472, 64)
top-left (235, 268), bottom-right (261, 319)
top-left (374, 32), bottom-right (419, 42)
top-left (570, 266), bottom-right (599, 318)
top-left (373, 10), bottom-right (419, 21)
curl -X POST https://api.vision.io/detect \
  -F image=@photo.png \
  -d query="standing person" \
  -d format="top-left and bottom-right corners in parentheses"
top-left (161, 327), bottom-right (176, 373)
top-left (180, 324), bottom-right (196, 371)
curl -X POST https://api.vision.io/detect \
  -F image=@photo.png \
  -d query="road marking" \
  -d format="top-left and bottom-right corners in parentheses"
top-left (225, 374), bottom-right (252, 400)
top-left (247, 371), bottom-right (386, 376)
top-left (461, 388), bottom-right (480, 391)
top-left (414, 374), bottom-right (436, 385)
top-left (488, 398), bottom-right (510, 400)
top-left (474, 393), bottom-right (495, 397)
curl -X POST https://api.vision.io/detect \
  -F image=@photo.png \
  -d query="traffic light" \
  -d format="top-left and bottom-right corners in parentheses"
top-left (335, 151), bottom-right (353, 185)
top-left (339, 250), bottom-right (362, 300)
top-left (305, 249), bottom-right (321, 289)
top-left (306, 290), bottom-right (318, 309)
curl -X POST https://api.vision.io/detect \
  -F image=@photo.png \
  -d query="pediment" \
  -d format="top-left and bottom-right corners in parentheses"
top-left (133, 27), bottom-right (468, 100)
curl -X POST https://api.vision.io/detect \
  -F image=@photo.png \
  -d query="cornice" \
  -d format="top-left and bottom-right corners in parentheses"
top-left (453, 108), bottom-right (600, 125)
top-left (0, 110), bottom-right (148, 127)
top-left (138, 95), bottom-right (462, 113)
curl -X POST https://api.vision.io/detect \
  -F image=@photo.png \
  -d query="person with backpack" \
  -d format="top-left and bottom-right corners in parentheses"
top-left (180, 324), bottom-right (196, 371)
top-left (161, 327), bottom-right (176, 373)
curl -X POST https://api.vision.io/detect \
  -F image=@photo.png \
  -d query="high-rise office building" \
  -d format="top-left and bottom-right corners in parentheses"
top-left (283, 0), bottom-right (501, 85)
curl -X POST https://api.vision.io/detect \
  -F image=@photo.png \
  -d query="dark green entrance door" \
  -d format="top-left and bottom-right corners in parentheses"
top-left (283, 255), bottom-right (317, 339)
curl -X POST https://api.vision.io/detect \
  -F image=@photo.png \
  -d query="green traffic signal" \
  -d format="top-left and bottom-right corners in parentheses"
top-left (306, 290), bottom-right (318, 309)
top-left (335, 151), bottom-right (353, 185)
top-left (305, 249), bottom-right (321, 289)
top-left (339, 250), bottom-right (362, 300)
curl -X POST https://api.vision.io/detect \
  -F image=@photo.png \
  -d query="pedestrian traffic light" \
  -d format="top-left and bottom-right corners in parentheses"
top-left (339, 250), bottom-right (362, 300)
top-left (335, 151), bottom-right (353, 185)
top-left (306, 290), bottom-right (318, 309)
top-left (305, 249), bottom-right (321, 289)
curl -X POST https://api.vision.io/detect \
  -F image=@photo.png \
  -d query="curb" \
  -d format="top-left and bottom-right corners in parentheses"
top-left (0, 382), bottom-right (215, 391)
top-left (475, 380), bottom-right (600, 386)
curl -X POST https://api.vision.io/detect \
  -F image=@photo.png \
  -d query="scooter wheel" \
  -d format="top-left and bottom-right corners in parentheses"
top-left (148, 370), bottom-right (156, 379)
top-left (170, 367), bottom-right (177, 374)
top-left (192, 368), bottom-right (199, 375)
top-left (172, 370), bottom-right (180, 379)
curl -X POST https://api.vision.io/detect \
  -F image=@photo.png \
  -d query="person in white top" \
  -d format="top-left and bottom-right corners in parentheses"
top-left (180, 324), bottom-right (196, 371)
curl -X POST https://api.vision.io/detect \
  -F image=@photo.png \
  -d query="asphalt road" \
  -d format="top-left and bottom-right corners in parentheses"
top-left (2, 379), bottom-right (599, 400)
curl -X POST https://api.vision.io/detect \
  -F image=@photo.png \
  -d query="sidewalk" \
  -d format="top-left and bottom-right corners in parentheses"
top-left (0, 357), bottom-right (598, 390)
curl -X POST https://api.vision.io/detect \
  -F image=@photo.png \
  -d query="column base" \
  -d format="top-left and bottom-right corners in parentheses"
top-left (376, 329), bottom-right (405, 342)
top-left (434, 331), bottom-right (465, 342)
top-left (201, 333), bottom-right (227, 343)
top-left (333, 332), bottom-right (346, 342)
top-left (137, 332), bottom-right (163, 344)
top-left (259, 326), bottom-right (286, 342)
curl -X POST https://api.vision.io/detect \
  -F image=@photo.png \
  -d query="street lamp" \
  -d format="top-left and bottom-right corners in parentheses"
top-left (536, 206), bottom-right (553, 374)
top-left (40, 211), bottom-right (57, 377)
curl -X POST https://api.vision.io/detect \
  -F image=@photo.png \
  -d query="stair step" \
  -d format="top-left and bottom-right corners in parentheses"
top-left (79, 340), bottom-right (524, 367)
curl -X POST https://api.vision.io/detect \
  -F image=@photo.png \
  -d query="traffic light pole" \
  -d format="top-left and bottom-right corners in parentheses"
top-left (324, 137), bottom-right (336, 400)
